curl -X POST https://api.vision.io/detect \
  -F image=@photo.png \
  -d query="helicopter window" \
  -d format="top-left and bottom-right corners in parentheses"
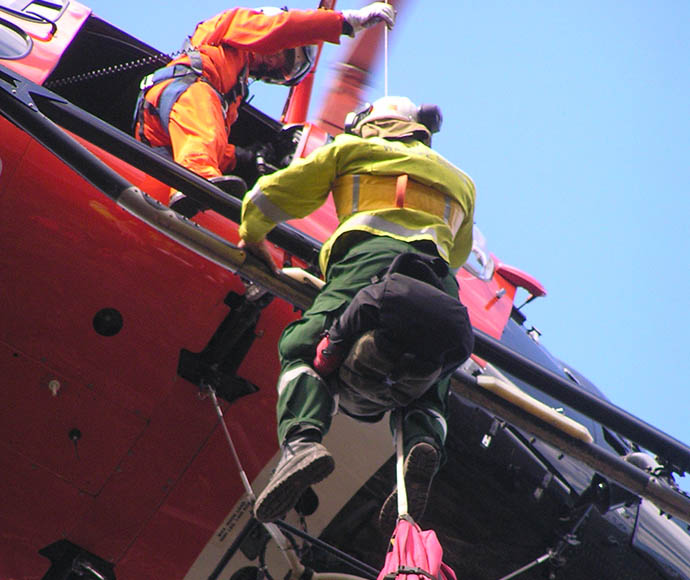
top-left (463, 225), bottom-right (495, 281)
top-left (498, 318), bottom-right (598, 435)
top-left (563, 367), bottom-right (581, 385)
top-left (18, 1), bottom-right (69, 22)
top-left (0, 16), bottom-right (31, 59)
top-left (601, 426), bottom-right (631, 456)
top-left (0, 0), bottom-right (67, 32)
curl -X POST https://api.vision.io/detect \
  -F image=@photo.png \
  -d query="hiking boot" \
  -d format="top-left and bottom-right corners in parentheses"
top-left (378, 441), bottom-right (440, 536)
top-left (209, 175), bottom-right (247, 199)
top-left (254, 436), bottom-right (335, 523)
top-left (170, 191), bottom-right (203, 218)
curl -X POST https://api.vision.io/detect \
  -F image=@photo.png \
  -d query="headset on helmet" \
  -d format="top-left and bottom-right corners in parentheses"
top-left (254, 7), bottom-right (316, 86)
top-left (344, 96), bottom-right (443, 135)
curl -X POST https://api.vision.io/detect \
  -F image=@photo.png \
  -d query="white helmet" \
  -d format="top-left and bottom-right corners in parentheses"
top-left (344, 96), bottom-right (443, 135)
top-left (254, 7), bottom-right (316, 86)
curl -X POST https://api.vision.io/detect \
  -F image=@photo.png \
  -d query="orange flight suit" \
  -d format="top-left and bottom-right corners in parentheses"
top-left (136, 8), bottom-right (344, 188)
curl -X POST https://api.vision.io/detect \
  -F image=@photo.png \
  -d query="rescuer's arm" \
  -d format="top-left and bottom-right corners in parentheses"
top-left (239, 143), bottom-right (339, 256)
top-left (192, 4), bottom-right (394, 53)
top-left (448, 181), bottom-right (476, 269)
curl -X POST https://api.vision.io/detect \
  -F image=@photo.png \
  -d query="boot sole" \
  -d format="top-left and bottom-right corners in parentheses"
top-left (378, 442), bottom-right (439, 535)
top-left (254, 449), bottom-right (335, 523)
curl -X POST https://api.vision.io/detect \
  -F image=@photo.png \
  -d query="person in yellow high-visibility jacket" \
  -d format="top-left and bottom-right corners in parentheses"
top-left (240, 96), bottom-right (476, 528)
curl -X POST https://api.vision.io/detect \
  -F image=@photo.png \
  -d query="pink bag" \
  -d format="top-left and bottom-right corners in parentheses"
top-left (377, 518), bottom-right (457, 580)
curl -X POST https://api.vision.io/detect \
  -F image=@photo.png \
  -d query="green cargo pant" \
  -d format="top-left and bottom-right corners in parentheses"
top-left (276, 235), bottom-right (460, 459)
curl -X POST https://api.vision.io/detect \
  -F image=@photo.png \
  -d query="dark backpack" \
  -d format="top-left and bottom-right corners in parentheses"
top-left (317, 252), bottom-right (474, 418)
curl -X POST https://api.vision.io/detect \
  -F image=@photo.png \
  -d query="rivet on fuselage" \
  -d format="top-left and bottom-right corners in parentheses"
top-left (48, 379), bottom-right (61, 396)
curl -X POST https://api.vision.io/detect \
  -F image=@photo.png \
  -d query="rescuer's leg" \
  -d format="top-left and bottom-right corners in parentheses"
top-left (168, 82), bottom-right (227, 181)
top-left (377, 376), bottom-right (450, 535)
top-left (377, 257), bottom-right (460, 535)
top-left (167, 82), bottom-right (229, 217)
top-left (256, 236), bottom-right (437, 522)
top-left (253, 420), bottom-right (335, 523)
top-left (378, 440), bottom-right (441, 536)
top-left (254, 312), bottom-right (336, 523)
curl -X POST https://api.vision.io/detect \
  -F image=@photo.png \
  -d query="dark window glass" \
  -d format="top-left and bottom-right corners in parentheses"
top-left (498, 318), bottom-right (599, 436)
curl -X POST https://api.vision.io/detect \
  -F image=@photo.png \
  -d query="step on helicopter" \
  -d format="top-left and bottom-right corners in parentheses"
top-left (1, 1), bottom-right (690, 579)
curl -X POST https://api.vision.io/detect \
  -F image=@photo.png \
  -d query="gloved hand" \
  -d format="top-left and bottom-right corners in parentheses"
top-left (233, 145), bottom-right (255, 168)
top-left (313, 334), bottom-right (347, 376)
top-left (342, 2), bottom-right (395, 37)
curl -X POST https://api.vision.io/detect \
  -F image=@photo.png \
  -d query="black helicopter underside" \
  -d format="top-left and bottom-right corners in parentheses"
top-left (304, 393), bottom-right (668, 580)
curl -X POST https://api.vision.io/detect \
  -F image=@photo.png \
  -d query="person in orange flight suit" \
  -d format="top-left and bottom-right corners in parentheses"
top-left (133, 3), bottom-right (395, 217)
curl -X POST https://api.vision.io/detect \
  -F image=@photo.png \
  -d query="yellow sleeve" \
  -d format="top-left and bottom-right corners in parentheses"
top-left (239, 142), bottom-right (339, 242)
top-left (449, 181), bottom-right (476, 268)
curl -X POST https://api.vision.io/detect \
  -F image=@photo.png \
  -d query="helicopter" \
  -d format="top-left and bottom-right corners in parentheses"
top-left (1, 1), bottom-right (690, 579)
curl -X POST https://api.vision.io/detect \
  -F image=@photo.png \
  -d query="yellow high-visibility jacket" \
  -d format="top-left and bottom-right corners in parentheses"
top-left (239, 133), bottom-right (476, 274)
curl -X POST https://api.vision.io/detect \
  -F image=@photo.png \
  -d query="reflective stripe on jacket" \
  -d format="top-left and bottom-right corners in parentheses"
top-left (240, 133), bottom-right (476, 274)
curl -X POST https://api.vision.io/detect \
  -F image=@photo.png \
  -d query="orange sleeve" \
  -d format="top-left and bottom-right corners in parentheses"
top-left (190, 7), bottom-right (343, 53)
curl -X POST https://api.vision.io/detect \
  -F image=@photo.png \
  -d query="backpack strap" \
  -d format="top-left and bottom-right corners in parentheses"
top-left (384, 567), bottom-right (438, 580)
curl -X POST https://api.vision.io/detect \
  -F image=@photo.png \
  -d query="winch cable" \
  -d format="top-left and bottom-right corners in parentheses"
top-left (207, 386), bottom-right (255, 499)
top-left (383, 0), bottom-right (390, 97)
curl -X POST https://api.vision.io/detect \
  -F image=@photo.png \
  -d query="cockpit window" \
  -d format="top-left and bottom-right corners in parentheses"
top-left (463, 225), bottom-right (495, 281)
top-left (0, 1), bottom-right (69, 44)
top-left (0, 17), bottom-right (31, 59)
top-left (8, 0), bottom-right (69, 21)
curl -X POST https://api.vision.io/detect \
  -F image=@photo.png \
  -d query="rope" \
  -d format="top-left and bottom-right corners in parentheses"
top-left (395, 409), bottom-right (409, 516)
top-left (208, 386), bottom-right (256, 500)
top-left (205, 385), bottom-right (307, 578)
top-left (383, 0), bottom-right (390, 97)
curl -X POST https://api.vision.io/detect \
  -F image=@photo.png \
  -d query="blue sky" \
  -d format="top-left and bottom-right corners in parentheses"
top-left (82, 0), bottom-right (690, 490)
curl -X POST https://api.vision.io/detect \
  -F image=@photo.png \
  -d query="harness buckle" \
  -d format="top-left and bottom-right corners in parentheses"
top-left (139, 73), bottom-right (154, 91)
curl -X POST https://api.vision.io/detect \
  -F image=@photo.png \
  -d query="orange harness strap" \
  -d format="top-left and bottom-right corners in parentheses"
top-left (395, 174), bottom-right (408, 208)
